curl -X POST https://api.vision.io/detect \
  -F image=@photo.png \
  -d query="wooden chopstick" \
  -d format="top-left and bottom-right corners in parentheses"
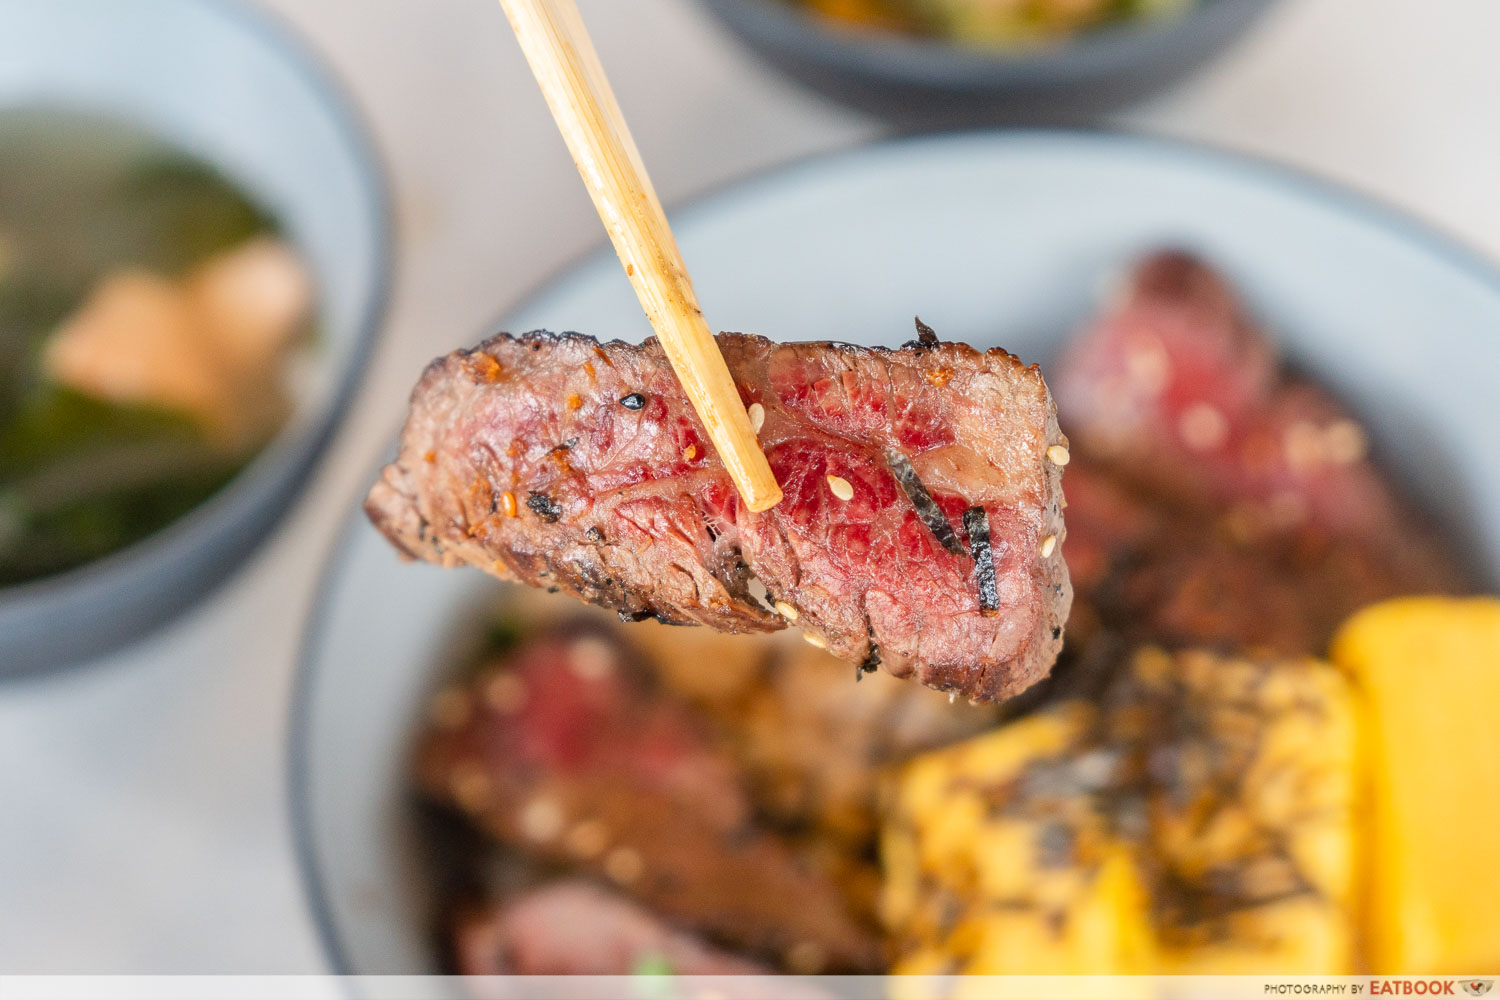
top-left (497, 0), bottom-right (783, 512)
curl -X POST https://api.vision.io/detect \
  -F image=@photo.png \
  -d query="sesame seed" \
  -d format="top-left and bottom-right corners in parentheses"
top-left (1046, 444), bottom-right (1071, 467)
top-left (774, 601), bottom-right (799, 622)
top-left (1324, 419), bottom-right (1368, 465)
top-left (428, 688), bottom-right (472, 731)
top-left (747, 402), bottom-right (765, 433)
top-left (619, 392), bottom-right (646, 410)
top-left (569, 637), bottom-right (616, 681)
top-left (785, 941), bottom-right (828, 975)
top-left (565, 819), bottom-right (610, 859)
top-left (499, 491), bottom-right (518, 518)
top-left (682, 444), bottom-right (697, 461)
top-left (604, 845), bottom-right (644, 885)
top-left (1284, 421), bottom-right (1325, 472)
top-left (1179, 402), bottom-right (1229, 452)
top-left (1124, 337), bottom-right (1170, 394)
top-left (448, 763), bottom-right (491, 812)
top-left (519, 796), bottom-right (565, 842)
top-left (948, 691), bottom-right (958, 704)
top-left (826, 475), bottom-right (854, 501)
top-left (1040, 534), bottom-right (1058, 558)
top-left (484, 672), bottom-right (528, 714)
top-left (802, 632), bottom-right (827, 649)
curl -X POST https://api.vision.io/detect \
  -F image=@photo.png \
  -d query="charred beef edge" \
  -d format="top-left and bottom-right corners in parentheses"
top-left (477, 326), bottom-right (1026, 364)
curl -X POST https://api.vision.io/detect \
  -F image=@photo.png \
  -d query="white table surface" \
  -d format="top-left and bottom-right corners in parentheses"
top-left (1, 0), bottom-right (1497, 974)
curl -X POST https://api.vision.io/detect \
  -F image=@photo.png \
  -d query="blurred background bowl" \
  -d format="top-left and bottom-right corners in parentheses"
top-left (0, 0), bottom-right (389, 676)
top-left (291, 131), bottom-right (1500, 977)
top-left (697, 0), bottom-right (1278, 127)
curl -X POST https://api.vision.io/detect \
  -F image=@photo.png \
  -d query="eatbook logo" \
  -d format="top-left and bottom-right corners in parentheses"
top-left (1462, 982), bottom-right (1494, 996)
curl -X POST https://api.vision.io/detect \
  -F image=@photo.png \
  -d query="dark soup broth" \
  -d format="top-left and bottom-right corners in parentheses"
top-left (0, 109), bottom-right (313, 586)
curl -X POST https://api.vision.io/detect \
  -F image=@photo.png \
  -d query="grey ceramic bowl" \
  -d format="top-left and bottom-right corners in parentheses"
top-left (293, 132), bottom-right (1499, 982)
top-left (698, 0), bottom-right (1278, 127)
top-left (0, 0), bottom-right (389, 676)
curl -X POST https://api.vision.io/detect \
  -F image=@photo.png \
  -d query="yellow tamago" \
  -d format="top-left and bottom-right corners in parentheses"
top-left (883, 705), bottom-right (1155, 1000)
top-left (882, 647), bottom-right (1360, 978)
top-left (1332, 596), bottom-right (1500, 974)
top-left (1113, 648), bottom-right (1359, 974)
top-left (882, 704), bottom-right (1155, 974)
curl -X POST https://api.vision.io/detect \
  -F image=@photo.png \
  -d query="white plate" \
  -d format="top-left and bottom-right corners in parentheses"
top-left (290, 131), bottom-right (1500, 977)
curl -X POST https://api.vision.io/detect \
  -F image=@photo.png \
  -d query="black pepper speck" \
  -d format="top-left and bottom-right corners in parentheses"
top-left (525, 492), bottom-right (562, 522)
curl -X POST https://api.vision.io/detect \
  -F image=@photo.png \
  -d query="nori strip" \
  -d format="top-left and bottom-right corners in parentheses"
top-left (904, 315), bottom-right (939, 350)
top-left (886, 449), bottom-right (964, 555)
top-left (963, 505), bottom-right (999, 615)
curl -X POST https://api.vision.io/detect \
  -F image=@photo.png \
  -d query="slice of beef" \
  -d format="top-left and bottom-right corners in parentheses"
top-left (1054, 251), bottom-right (1460, 602)
top-left (1063, 459), bottom-right (1453, 657)
top-left (415, 627), bottom-right (883, 972)
top-left (452, 880), bottom-right (769, 976)
top-left (369, 329), bottom-right (1071, 702)
top-left (468, 592), bottom-right (998, 925)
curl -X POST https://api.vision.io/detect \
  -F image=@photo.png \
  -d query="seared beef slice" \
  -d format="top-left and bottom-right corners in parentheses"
top-left (453, 880), bottom-right (774, 976)
top-left (417, 630), bottom-right (881, 971)
top-left (1053, 250), bottom-right (1457, 598)
top-left (369, 331), bottom-right (1072, 702)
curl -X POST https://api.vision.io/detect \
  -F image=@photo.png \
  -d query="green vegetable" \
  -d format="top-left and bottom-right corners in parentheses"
top-left (107, 155), bottom-right (276, 275)
top-left (630, 954), bottom-right (678, 1000)
top-left (0, 389), bottom-right (244, 585)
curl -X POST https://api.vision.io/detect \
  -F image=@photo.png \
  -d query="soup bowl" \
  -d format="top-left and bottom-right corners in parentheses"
top-left (697, 0), bottom-right (1279, 127)
top-left (0, 0), bottom-right (389, 675)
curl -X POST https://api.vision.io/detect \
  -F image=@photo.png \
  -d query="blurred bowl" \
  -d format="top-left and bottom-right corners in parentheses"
top-left (698, 0), bottom-right (1278, 127)
top-left (0, 0), bottom-right (390, 676)
top-left (291, 131), bottom-right (1500, 979)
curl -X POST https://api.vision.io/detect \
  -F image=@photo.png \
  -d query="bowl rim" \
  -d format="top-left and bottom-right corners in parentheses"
top-left (698, 0), bottom-right (1277, 88)
top-left (288, 126), bottom-right (1500, 977)
top-left (0, 0), bottom-right (394, 638)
